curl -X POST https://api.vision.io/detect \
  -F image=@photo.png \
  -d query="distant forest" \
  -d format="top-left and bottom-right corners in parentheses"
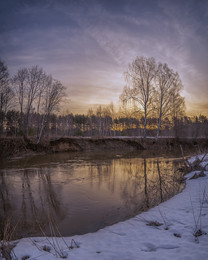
top-left (0, 57), bottom-right (208, 142)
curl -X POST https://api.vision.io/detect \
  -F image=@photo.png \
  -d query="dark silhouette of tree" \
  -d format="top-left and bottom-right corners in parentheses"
top-left (154, 63), bottom-right (184, 140)
top-left (0, 59), bottom-right (14, 134)
top-left (120, 57), bottom-right (185, 139)
top-left (121, 57), bottom-right (156, 139)
top-left (37, 77), bottom-right (65, 143)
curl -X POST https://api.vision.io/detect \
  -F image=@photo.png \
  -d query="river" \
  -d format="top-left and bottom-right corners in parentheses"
top-left (0, 150), bottom-right (185, 239)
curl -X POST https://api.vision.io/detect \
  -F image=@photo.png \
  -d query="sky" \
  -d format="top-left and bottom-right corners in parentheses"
top-left (0, 0), bottom-right (208, 115)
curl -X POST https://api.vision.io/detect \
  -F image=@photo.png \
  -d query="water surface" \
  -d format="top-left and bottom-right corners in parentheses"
top-left (0, 151), bottom-right (185, 238)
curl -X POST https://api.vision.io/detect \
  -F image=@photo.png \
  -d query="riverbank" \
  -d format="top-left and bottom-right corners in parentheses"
top-left (1, 154), bottom-right (208, 260)
top-left (0, 136), bottom-right (208, 159)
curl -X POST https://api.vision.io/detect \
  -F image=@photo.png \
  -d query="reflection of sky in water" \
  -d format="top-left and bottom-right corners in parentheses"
top-left (0, 152), bottom-right (184, 238)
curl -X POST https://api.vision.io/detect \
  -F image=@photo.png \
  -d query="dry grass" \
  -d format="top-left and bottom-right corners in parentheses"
top-left (0, 218), bottom-right (19, 260)
top-left (30, 211), bottom-right (79, 258)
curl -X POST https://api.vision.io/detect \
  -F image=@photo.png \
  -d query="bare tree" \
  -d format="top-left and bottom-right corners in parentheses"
top-left (154, 63), bottom-right (184, 140)
top-left (25, 66), bottom-right (45, 136)
top-left (170, 81), bottom-right (185, 138)
top-left (0, 60), bottom-right (14, 113)
top-left (87, 108), bottom-right (94, 136)
top-left (0, 59), bottom-right (10, 111)
top-left (0, 59), bottom-right (14, 134)
top-left (102, 105), bottom-right (113, 136)
top-left (13, 65), bottom-right (66, 140)
top-left (13, 66), bottom-right (46, 136)
top-left (12, 68), bottom-right (28, 132)
top-left (35, 72), bottom-right (49, 137)
top-left (121, 57), bottom-right (156, 139)
top-left (96, 105), bottom-right (103, 136)
top-left (37, 77), bottom-right (65, 143)
top-left (107, 102), bottom-right (116, 136)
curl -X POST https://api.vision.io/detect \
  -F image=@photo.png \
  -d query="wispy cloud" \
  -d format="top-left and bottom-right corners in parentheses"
top-left (0, 0), bottom-right (207, 114)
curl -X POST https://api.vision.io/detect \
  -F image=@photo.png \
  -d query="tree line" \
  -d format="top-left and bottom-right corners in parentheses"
top-left (0, 57), bottom-right (207, 141)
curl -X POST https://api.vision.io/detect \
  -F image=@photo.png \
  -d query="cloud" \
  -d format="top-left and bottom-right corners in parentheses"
top-left (0, 0), bottom-right (207, 115)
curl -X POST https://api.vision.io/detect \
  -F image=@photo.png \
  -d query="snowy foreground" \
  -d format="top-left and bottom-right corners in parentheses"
top-left (9, 155), bottom-right (208, 259)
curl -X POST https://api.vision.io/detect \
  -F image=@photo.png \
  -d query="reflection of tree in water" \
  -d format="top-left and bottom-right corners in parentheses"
top-left (0, 170), bottom-right (12, 238)
top-left (119, 158), bottom-right (184, 216)
top-left (39, 168), bottom-right (62, 215)
top-left (36, 168), bottom-right (65, 236)
top-left (143, 158), bottom-right (150, 209)
top-left (155, 159), bottom-right (184, 202)
top-left (88, 162), bottom-right (116, 193)
top-left (87, 157), bottom-right (184, 222)
top-left (157, 159), bottom-right (163, 202)
top-left (21, 168), bottom-right (38, 233)
top-left (119, 159), bottom-right (149, 216)
top-left (0, 167), bottom-right (63, 238)
top-left (0, 170), bottom-right (11, 214)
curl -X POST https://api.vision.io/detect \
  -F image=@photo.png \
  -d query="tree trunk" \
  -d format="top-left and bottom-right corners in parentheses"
top-left (156, 159), bottom-right (163, 202)
top-left (156, 112), bottom-right (162, 141)
top-left (37, 113), bottom-right (46, 144)
top-left (143, 158), bottom-right (149, 208)
top-left (143, 105), bottom-right (147, 139)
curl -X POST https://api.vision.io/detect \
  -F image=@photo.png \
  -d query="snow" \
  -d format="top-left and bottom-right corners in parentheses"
top-left (4, 155), bottom-right (208, 260)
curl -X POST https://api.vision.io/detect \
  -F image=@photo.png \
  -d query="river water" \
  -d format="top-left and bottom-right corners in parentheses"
top-left (0, 151), bottom-right (185, 239)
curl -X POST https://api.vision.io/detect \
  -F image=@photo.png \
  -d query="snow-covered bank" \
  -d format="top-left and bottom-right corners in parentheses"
top-left (4, 155), bottom-right (208, 260)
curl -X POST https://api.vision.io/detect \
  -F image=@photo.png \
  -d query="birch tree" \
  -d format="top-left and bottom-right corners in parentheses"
top-left (154, 63), bottom-right (184, 140)
top-left (96, 106), bottom-right (103, 136)
top-left (25, 66), bottom-right (45, 136)
top-left (107, 102), bottom-right (116, 136)
top-left (87, 108), bottom-right (94, 136)
top-left (170, 80), bottom-right (185, 138)
top-left (13, 66), bottom-right (45, 136)
top-left (12, 68), bottom-right (28, 132)
top-left (121, 57), bottom-right (156, 139)
top-left (37, 77), bottom-right (65, 143)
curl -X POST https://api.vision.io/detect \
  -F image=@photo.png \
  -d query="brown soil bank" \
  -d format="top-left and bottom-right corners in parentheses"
top-left (49, 137), bottom-right (145, 152)
top-left (0, 137), bottom-right (48, 159)
top-left (0, 137), bottom-right (27, 158)
top-left (0, 137), bottom-right (208, 159)
top-left (140, 137), bottom-right (208, 152)
top-left (49, 137), bottom-right (208, 153)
